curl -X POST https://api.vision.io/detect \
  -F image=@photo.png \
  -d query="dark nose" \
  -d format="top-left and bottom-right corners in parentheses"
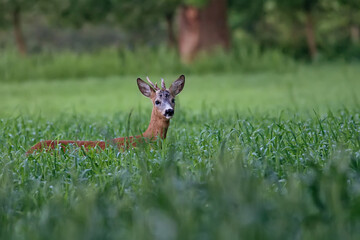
top-left (165, 109), bottom-right (174, 116)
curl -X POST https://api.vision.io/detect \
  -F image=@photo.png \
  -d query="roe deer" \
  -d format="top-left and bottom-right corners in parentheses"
top-left (27, 75), bottom-right (185, 154)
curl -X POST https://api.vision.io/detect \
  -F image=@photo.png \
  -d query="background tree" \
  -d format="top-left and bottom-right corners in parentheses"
top-left (56, 0), bottom-right (230, 62)
top-left (228, 0), bottom-right (266, 36)
top-left (275, 0), bottom-right (320, 60)
top-left (0, 0), bottom-right (43, 55)
top-left (178, 0), bottom-right (230, 62)
top-left (0, 0), bottom-right (358, 61)
top-left (155, 0), bottom-right (182, 47)
top-left (338, 0), bottom-right (360, 44)
top-left (110, 0), bottom-right (181, 46)
top-left (54, 0), bottom-right (181, 47)
top-left (55, 0), bottom-right (111, 27)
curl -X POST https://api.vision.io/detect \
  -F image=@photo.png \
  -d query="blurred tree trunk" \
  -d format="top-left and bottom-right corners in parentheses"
top-left (304, 11), bottom-right (317, 60)
top-left (178, 6), bottom-right (200, 62)
top-left (13, 6), bottom-right (27, 55)
top-left (165, 13), bottom-right (176, 47)
top-left (178, 0), bottom-right (230, 63)
top-left (350, 24), bottom-right (359, 44)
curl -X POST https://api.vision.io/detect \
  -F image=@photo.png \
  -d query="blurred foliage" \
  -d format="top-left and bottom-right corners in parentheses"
top-left (0, 43), bottom-right (296, 82)
top-left (1, 0), bottom-right (360, 62)
top-left (51, 0), bottom-right (182, 29)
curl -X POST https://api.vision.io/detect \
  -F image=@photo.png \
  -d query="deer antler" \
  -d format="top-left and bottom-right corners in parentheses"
top-left (146, 76), bottom-right (160, 90)
top-left (161, 78), bottom-right (166, 90)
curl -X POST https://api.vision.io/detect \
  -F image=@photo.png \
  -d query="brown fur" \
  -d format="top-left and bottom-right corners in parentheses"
top-left (26, 75), bottom-right (185, 155)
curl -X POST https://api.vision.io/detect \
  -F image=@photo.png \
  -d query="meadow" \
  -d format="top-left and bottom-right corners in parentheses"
top-left (1, 63), bottom-right (360, 239)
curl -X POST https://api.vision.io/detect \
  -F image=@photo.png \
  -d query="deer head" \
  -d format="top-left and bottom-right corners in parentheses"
top-left (137, 75), bottom-right (185, 120)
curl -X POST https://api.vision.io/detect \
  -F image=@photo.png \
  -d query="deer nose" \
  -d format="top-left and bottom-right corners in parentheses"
top-left (165, 109), bottom-right (174, 116)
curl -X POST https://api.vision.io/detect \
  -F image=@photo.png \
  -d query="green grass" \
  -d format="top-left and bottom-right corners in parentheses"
top-left (1, 109), bottom-right (360, 239)
top-left (1, 64), bottom-right (359, 117)
top-left (0, 45), bottom-right (295, 83)
top-left (1, 64), bottom-right (360, 239)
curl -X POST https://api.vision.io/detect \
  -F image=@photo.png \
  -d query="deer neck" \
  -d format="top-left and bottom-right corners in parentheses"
top-left (143, 108), bottom-right (170, 139)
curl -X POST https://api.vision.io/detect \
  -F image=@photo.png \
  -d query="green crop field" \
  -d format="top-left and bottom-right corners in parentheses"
top-left (1, 63), bottom-right (359, 117)
top-left (1, 64), bottom-right (360, 239)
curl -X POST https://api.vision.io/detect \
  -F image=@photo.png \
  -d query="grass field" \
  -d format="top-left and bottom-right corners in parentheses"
top-left (1, 64), bottom-right (360, 239)
top-left (1, 63), bottom-right (359, 117)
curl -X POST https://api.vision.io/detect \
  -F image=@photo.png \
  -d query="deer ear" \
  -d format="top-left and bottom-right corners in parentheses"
top-left (137, 78), bottom-right (155, 98)
top-left (169, 75), bottom-right (185, 96)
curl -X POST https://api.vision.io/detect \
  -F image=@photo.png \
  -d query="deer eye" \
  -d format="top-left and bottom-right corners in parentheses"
top-left (155, 100), bottom-right (161, 105)
top-left (171, 99), bottom-right (175, 103)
